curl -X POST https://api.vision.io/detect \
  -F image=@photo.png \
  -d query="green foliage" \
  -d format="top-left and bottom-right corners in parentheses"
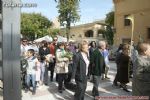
top-left (48, 28), bottom-right (62, 37)
top-left (104, 11), bottom-right (115, 45)
top-left (21, 13), bottom-right (52, 40)
top-left (63, 51), bottom-right (73, 60)
top-left (105, 11), bottom-right (114, 26)
top-left (55, 0), bottom-right (80, 41)
top-left (99, 27), bottom-right (114, 45)
top-left (104, 26), bottom-right (114, 45)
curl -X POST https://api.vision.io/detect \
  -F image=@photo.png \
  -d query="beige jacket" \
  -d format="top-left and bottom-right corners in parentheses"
top-left (54, 49), bottom-right (69, 73)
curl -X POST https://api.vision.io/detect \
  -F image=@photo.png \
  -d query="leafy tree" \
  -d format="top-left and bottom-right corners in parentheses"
top-left (21, 13), bottom-right (52, 40)
top-left (104, 11), bottom-right (115, 45)
top-left (55, 0), bottom-right (80, 41)
top-left (105, 11), bottom-right (114, 26)
top-left (104, 26), bottom-right (114, 45)
top-left (48, 28), bottom-right (62, 37)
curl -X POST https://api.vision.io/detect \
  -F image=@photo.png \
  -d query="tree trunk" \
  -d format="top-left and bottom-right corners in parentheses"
top-left (66, 22), bottom-right (70, 42)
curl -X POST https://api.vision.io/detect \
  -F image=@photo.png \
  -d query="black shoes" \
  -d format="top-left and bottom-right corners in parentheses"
top-left (25, 88), bottom-right (29, 93)
top-left (58, 86), bottom-right (65, 93)
top-left (32, 91), bottom-right (36, 95)
top-left (44, 83), bottom-right (48, 86)
top-left (62, 87), bottom-right (66, 90)
top-left (129, 75), bottom-right (133, 78)
top-left (120, 84), bottom-right (130, 92)
top-left (50, 78), bottom-right (53, 82)
top-left (58, 90), bottom-right (63, 93)
top-left (113, 82), bottom-right (118, 86)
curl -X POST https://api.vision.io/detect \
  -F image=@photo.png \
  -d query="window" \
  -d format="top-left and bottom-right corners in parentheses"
top-left (148, 28), bottom-right (150, 39)
top-left (98, 29), bottom-right (105, 38)
top-left (122, 38), bottom-right (131, 44)
top-left (84, 30), bottom-right (93, 37)
top-left (124, 15), bottom-right (131, 26)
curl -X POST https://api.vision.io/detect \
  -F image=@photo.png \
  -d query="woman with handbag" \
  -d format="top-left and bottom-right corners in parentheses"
top-left (39, 41), bottom-right (50, 85)
top-left (55, 42), bottom-right (69, 93)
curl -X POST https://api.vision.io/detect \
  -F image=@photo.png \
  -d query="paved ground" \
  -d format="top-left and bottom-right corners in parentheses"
top-left (0, 61), bottom-right (132, 100)
top-left (22, 61), bottom-right (132, 100)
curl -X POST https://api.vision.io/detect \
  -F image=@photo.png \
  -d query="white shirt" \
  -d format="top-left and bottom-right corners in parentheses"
top-left (81, 52), bottom-right (90, 75)
top-left (26, 56), bottom-right (38, 75)
top-left (21, 44), bottom-right (30, 56)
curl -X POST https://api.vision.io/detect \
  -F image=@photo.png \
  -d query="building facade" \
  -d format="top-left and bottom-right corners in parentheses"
top-left (51, 17), bottom-right (60, 29)
top-left (61, 20), bottom-right (106, 43)
top-left (113, 0), bottom-right (150, 46)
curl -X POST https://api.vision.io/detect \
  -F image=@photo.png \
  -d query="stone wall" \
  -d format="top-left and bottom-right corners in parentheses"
top-left (114, 0), bottom-right (150, 46)
top-left (61, 20), bottom-right (106, 43)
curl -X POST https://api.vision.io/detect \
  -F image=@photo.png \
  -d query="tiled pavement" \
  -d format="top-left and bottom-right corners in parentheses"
top-left (22, 61), bottom-right (132, 100)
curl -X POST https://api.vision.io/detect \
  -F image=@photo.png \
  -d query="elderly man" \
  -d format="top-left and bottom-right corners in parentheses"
top-left (90, 41), bottom-right (106, 98)
top-left (132, 42), bottom-right (150, 97)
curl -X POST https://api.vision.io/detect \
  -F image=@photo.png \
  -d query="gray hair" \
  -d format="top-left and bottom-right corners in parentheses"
top-left (79, 40), bottom-right (89, 51)
top-left (98, 41), bottom-right (106, 47)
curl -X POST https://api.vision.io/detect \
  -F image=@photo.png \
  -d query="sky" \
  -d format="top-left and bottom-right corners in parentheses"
top-left (21, 0), bottom-right (114, 25)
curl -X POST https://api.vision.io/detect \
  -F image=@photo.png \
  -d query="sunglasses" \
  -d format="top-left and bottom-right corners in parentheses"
top-left (23, 41), bottom-right (27, 42)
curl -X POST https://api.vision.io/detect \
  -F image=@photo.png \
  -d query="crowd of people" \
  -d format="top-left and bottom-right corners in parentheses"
top-left (113, 42), bottom-right (150, 97)
top-left (20, 37), bottom-right (150, 99)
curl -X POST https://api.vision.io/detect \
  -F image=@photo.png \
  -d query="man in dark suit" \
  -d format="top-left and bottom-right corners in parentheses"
top-left (90, 41), bottom-right (106, 98)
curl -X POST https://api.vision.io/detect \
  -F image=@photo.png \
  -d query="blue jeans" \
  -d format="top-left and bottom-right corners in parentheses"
top-left (44, 66), bottom-right (49, 85)
top-left (40, 66), bottom-right (45, 83)
top-left (26, 74), bottom-right (36, 92)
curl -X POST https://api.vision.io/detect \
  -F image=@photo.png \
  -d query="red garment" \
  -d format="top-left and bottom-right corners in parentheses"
top-left (49, 44), bottom-right (55, 56)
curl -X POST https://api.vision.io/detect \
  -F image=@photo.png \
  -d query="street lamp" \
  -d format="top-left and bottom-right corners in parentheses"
top-left (125, 15), bottom-right (134, 55)
top-left (125, 15), bottom-right (134, 43)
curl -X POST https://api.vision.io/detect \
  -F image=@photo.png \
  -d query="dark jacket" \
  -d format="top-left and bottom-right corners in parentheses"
top-left (89, 47), bottom-right (96, 58)
top-left (90, 48), bottom-right (105, 76)
top-left (117, 53), bottom-right (130, 83)
top-left (39, 47), bottom-right (50, 59)
top-left (73, 52), bottom-right (89, 82)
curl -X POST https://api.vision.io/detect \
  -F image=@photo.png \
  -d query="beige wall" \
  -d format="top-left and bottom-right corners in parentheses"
top-left (61, 21), bottom-right (106, 43)
top-left (114, 0), bottom-right (150, 46)
top-left (51, 17), bottom-right (60, 29)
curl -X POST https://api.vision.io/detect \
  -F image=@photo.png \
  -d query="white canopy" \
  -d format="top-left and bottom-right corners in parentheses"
top-left (57, 35), bottom-right (67, 42)
top-left (34, 35), bottom-right (53, 42)
top-left (69, 39), bottom-right (75, 42)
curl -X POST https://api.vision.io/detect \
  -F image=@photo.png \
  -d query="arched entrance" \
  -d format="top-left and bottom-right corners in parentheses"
top-left (84, 30), bottom-right (94, 37)
top-left (97, 29), bottom-right (105, 38)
